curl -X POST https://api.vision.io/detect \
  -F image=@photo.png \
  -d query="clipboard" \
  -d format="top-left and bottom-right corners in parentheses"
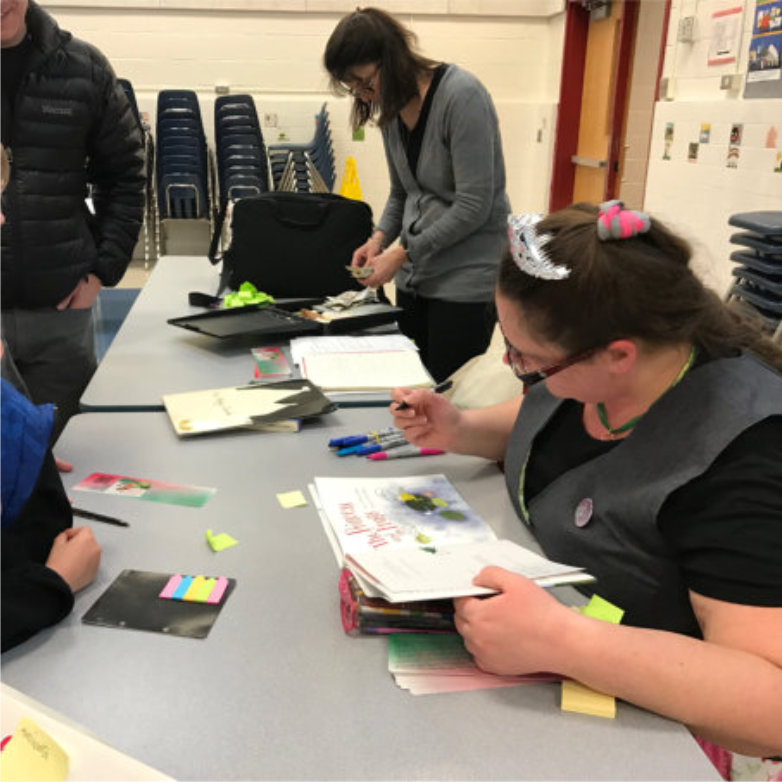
top-left (167, 302), bottom-right (403, 340)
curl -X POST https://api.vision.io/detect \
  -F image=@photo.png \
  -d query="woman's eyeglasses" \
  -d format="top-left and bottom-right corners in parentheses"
top-left (502, 333), bottom-right (599, 388)
top-left (343, 64), bottom-right (380, 97)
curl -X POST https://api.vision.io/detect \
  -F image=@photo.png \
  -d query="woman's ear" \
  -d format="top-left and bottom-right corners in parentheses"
top-left (603, 339), bottom-right (638, 374)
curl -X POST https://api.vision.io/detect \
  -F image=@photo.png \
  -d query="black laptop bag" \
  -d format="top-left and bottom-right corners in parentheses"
top-left (209, 192), bottom-right (373, 298)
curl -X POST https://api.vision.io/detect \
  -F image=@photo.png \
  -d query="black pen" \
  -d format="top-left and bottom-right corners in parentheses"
top-left (395, 379), bottom-right (453, 411)
top-left (71, 507), bottom-right (130, 527)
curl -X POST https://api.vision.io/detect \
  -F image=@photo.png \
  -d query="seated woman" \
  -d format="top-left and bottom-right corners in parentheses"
top-left (391, 202), bottom-right (782, 763)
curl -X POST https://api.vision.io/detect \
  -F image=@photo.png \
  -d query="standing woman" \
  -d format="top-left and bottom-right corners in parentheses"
top-left (324, 8), bottom-right (510, 382)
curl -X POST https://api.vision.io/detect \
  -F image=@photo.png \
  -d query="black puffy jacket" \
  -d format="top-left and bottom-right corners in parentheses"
top-left (1, 1), bottom-right (145, 309)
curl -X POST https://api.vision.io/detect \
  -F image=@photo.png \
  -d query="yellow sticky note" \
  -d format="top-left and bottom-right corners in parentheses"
top-left (561, 680), bottom-right (616, 719)
top-left (182, 575), bottom-right (207, 602)
top-left (206, 528), bottom-right (239, 552)
top-left (192, 577), bottom-right (216, 602)
top-left (277, 490), bottom-right (308, 509)
top-left (581, 594), bottom-right (624, 624)
top-left (0, 717), bottom-right (69, 781)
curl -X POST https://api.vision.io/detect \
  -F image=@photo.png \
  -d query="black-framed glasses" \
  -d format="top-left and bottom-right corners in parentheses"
top-left (342, 64), bottom-right (380, 96)
top-left (502, 334), bottom-right (600, 388)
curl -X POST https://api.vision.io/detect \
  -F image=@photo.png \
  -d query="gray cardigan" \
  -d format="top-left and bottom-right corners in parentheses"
top-left (376, 65), bottom-right (510, 303)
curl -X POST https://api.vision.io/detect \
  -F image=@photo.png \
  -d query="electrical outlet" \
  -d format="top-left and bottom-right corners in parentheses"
top-left (263, 113), bottom-right (278, 128)
top-left (720, 74), bottom-right (742, 91)
top-left (215, 81), bottom-right (230, 95)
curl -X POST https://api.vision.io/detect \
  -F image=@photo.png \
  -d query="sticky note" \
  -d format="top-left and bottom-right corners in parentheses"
top-left (0, 717), bottom-right (69, 780)
top-left (581, 594), bottom-right (624, 624)
top-left (171, 575), bottom-right (193, 600)
top-left (182, 575), bottom-right (207, 602)
top-left (206, 528), bottom-right (239, 552)
top-left (159, 573), bottom-right (182, 599)
top-left (277, 490), bottom-right (308, 509)
top-left (561, 680), bottom-right (616, 719)
top-left (206, 576), bottom-right (229, 605)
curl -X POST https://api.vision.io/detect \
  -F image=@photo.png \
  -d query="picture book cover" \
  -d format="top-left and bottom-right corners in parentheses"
top-left (310, 474), bottom-right (496, 567)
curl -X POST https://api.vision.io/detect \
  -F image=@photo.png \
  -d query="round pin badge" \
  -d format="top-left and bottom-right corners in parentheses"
top-left (574, 497), bottom-right (593, 528)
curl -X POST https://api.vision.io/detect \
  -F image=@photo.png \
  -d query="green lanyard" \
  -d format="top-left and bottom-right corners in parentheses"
top-left (596, 346), bottom-right (696, 439)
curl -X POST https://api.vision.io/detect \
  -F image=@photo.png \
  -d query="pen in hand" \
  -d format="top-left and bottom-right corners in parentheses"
top-left (395, 379), bottom-right (453, 411)
top-left (71, 507), bottom-right (130, 528)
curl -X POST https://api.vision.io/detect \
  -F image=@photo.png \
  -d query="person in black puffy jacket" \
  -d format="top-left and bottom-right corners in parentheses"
top-left (1, 0), bottom-right (145, 438)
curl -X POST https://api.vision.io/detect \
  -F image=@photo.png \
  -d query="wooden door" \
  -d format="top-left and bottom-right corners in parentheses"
top-left (550, 0), bottom-right (639, 210)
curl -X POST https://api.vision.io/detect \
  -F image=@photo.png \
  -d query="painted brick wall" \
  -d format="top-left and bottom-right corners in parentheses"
top-left (645, 0), bottom-right (782, 296)
top-left (43, 3), bottom-right (566, 222)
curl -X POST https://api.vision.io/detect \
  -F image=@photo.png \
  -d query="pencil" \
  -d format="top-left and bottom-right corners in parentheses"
top-left (395, 379), bottom-right (453, 411)
top-left (71, 507), bottom-right (130, 527)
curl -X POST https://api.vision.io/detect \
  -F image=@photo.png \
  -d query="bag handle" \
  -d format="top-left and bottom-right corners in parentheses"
top-left (270, 197), bottom-right (331, 230)
top-left (208, 200), bottom-right (228, 265)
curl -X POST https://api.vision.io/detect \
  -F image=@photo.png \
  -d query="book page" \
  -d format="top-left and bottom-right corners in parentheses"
top-left (346, 539), bottom-right (588, 602)
top-left (289, 334), bottom-right (416, 365)
top-left (301, 351), bottom-right (433, 391)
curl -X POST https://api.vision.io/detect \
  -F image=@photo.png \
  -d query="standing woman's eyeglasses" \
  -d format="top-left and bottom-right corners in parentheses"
top-left (343, 64), bottom-right (380, 97)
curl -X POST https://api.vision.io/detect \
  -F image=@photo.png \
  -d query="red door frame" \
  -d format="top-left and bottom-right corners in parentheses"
top-left (548, 0), bottom-right (645, 211)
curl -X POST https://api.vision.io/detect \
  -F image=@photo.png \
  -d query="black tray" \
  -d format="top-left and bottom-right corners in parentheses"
top-left (168, 302), bottom-right (403, 340)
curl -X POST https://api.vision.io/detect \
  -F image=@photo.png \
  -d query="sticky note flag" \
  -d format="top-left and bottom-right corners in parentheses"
top-left (581, 594), bottom-right (624, 624)
top-left (561, 680), bottom-right (616, 719)
top-left (206, 528), bottom-right (239, 552)
top-left (206, 577), bottom-right (229, 605)
top-left (277, 490), bottom-right (308, 509)
top-left (171, 575), bottom-right (193, 600)
top-left (0, 717), bottom-right (69, 781)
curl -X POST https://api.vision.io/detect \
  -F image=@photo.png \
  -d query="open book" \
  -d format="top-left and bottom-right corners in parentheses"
top-left (310, 474), bottom-right (592, 602)
top-left (162, 378), bottom-right (335, 436)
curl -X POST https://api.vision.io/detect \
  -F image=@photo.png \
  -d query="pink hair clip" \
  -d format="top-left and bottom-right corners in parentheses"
top-left (597, 200), bottom-right (651, 241)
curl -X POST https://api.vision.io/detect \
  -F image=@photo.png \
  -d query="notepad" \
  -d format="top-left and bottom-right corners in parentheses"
top-left (300, 350), bottom-right (434, 391)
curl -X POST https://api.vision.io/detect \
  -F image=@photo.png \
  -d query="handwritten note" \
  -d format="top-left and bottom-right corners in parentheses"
top-left (0, 717), bottom-right (69, 781)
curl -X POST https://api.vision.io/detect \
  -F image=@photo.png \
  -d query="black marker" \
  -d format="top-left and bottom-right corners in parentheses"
top-left (395, 379), bottom-right (453, 411)
top-left (72, 507), bottom-right (130, 527)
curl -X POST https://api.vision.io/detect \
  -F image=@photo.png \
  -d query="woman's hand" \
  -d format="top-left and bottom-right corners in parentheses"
top-left (390, 386), bottom-right (462, 452)
top-left (351, 233), bottom-right (384, 269)
top-left (57, 273), bottom-right (102, 310)
top-left (361, 245), bottom-right (407, 289)
top-left (46, 526), bottom-right (102, 593)
top-left (454, 566), bottom-right (576, 676)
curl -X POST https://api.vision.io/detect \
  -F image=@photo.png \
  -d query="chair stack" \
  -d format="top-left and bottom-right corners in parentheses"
top-left (267, 103), bottom-right (335, 193)
top-left (156, 90), bottom-right (210, 220)
top-left (727, 211), bottom-right (782, 343)
top-left (214, 94), bottom-right (269, 207)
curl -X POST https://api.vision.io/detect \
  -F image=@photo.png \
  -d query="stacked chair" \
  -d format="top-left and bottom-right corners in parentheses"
top-left (214, 94), bottom-right (269, 207)
top-left (156, 90), bottom-right (210, 221)
top-left (726, 211), bottom-right (782, 343)
top-left (267, 103), bottom-right (335, 193)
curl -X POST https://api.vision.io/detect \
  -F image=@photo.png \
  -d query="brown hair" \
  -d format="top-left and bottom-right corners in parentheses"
top-left (497, 203), bottom-right (782, 372)
top-left (323, 7), bottom-right (439, 130)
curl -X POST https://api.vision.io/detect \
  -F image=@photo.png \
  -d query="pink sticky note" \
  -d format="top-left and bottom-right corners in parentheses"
top-left (206, 577), bottom-right (229, 604)
top-left (159, 574), bottom-right (182, 599)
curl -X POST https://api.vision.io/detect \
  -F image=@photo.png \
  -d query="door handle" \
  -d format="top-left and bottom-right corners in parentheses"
top-left (571, 155), bottom-right (607, 168)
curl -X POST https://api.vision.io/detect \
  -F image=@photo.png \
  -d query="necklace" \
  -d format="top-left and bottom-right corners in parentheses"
top-left (595, 346), bottom-right (696, 439)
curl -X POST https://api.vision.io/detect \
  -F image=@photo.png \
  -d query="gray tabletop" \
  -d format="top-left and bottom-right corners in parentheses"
top-left (1, 409), bottom-right (718, 781)
top-left (81, 256), bottom-right (395, 411)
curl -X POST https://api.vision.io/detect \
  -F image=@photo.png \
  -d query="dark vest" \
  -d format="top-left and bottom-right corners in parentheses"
top-left (503, 353), bottom-right (782, 636)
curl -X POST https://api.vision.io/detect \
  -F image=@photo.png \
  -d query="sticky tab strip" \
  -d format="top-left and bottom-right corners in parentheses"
top-left (171, 575), bottom-right (193, 600)
top-left (159, 574), bottom-right (182, 599)
top-left (206, 577), bottom-right (229, 604)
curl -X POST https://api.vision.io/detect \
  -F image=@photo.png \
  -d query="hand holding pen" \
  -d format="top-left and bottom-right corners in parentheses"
top-left (390, 380), bottom-right (460, 454)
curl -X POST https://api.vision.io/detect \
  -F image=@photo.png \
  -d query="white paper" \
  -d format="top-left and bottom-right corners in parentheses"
top-left (289, 334), bottom-right (417, 366)
top-left (301, 350), bottom-right (433, 391)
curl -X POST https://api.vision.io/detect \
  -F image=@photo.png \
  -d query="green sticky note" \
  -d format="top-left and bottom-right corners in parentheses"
top-left (581, 594), bottom-right (624, 624)
top-left (206, 528), bottom-right (239, 552)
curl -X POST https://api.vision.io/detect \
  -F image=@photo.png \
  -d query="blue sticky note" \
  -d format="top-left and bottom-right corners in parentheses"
top-left (171, 575), bottom-right (193, 600)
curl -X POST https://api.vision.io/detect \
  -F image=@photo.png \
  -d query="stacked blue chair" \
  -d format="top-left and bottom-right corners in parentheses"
top-left (727, 211), bottom-right (782, 343)
top-left (268, 103), bottom-right (335, 193)
top-left (156, 90), bottom-right (210, 220)
top-left (214, 94), bottom-right (268, 206)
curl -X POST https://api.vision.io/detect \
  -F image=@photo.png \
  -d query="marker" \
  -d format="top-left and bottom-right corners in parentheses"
top-left (328, 427), bottom-right (398, 449)
top-left (354, 437), bottom-right (410, 456)
top-left (367, 446), bottom-right (445, 460)
top-left (395, 379), bottom-right (453, 411)
top-left (71, 507), bottom-right (130, 527)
